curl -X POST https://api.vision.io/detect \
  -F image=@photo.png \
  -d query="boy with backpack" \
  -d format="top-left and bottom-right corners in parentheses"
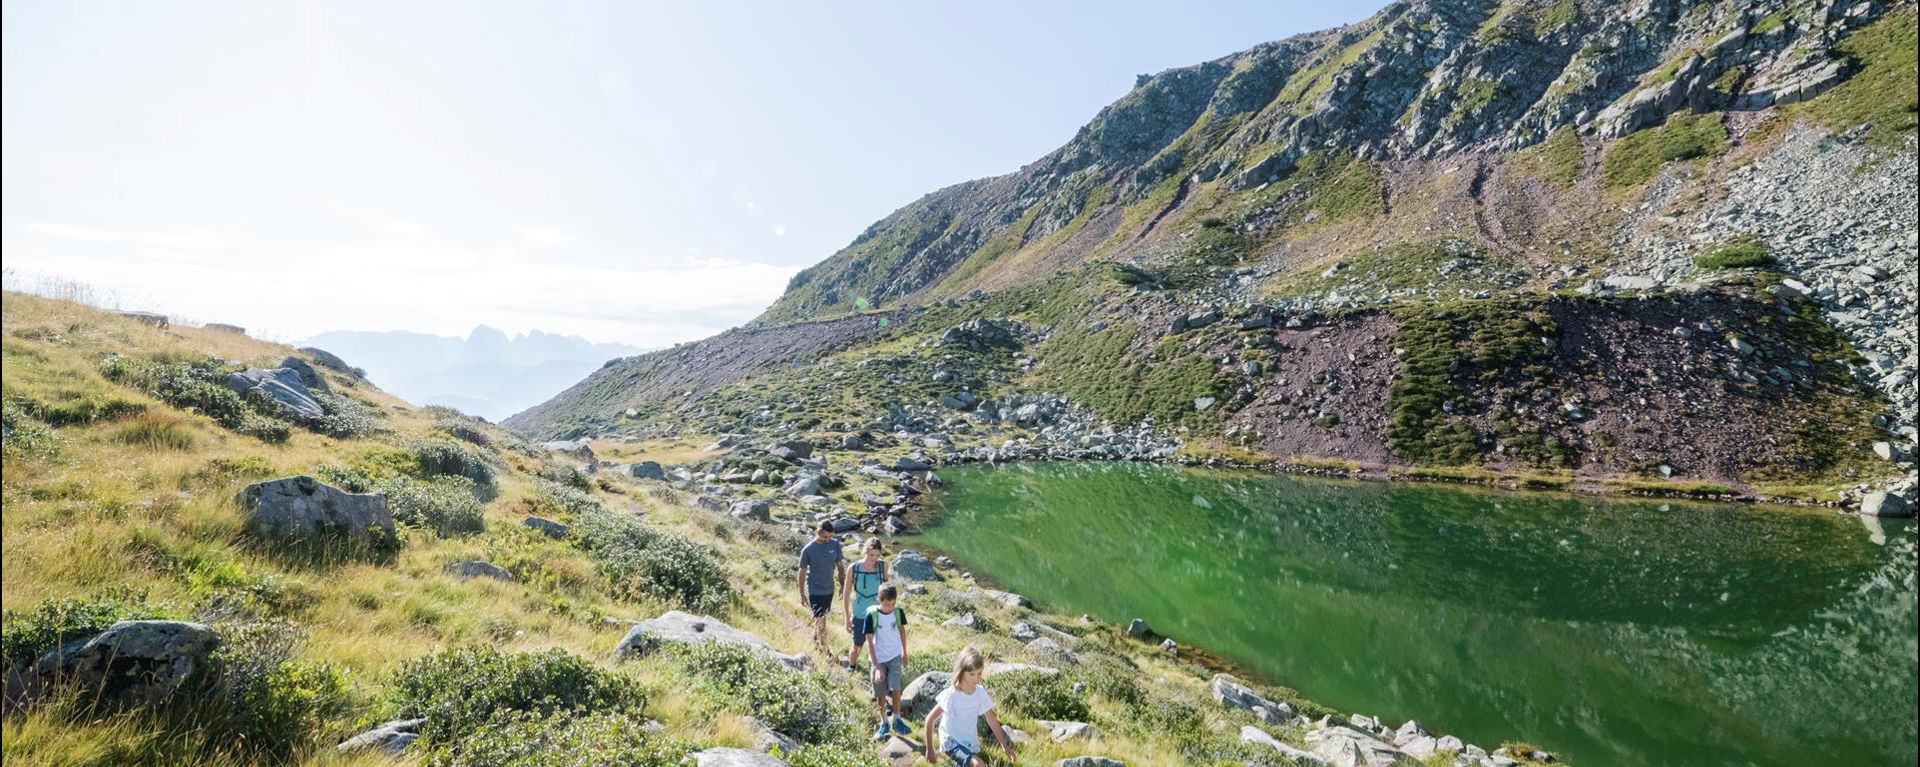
top-left (864, 582), bottom-right (911, 740)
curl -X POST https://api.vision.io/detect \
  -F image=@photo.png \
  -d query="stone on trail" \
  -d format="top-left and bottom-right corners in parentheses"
top-left (693, 748), bottom-right (788, 767)
top-left (613, 610), bottom-right (810, 671)
top-left (878, 734), bottom-right (923, 767)
top-left (337, 718), bottom-right (425, 754)
top-left (891, 550), bottom-right (938, 581)
top-left (238, 475), bottom-right (393, 545)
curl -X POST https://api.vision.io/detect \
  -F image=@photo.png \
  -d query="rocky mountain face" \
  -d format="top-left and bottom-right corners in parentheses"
top-left (512, 0), bottom-right (1916, 508)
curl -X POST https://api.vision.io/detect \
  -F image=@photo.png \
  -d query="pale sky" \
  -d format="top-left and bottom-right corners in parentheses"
top-left (2, 0), bottom-right (1381, 346)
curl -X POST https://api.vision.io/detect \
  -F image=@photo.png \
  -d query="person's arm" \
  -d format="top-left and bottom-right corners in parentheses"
top-left (797, 549), bottom-right (810, 607)
top-left (923, 705), bottom-right (945, 763)
top-left (838, 558), bottom-right (851, 624)
top-left (898, 614), bottom-right (908, 669)
top-left (842, 575), bottom-right (853, 630)
top-left (984, 709), bottom-right (1015, 761)
top-left (867, 617), bottom-right (880, 667)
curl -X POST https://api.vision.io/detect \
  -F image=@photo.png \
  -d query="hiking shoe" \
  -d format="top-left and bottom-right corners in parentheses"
top-left (873, 722), bottom-right (891, 741)
top-left (890, 716), bottom-right (911, 735)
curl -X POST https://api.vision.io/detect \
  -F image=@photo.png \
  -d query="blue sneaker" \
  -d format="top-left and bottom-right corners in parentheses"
top-left (890, 716), bottom-right (911, 735)
top-left (873, 721), bottom-right (891, 741)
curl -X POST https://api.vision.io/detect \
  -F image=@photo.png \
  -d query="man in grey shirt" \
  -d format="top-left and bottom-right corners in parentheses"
top-left (797, 519), bottom-right (847, 662)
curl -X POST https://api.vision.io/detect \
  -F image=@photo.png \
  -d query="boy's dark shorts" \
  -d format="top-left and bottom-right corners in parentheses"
top-left (808, 594), bottom-right (834, 618)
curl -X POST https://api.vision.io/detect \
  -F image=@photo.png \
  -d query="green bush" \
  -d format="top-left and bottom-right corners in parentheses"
top-left (434, 414), bottom-right (493, 447)
top-left (379, 475), bottom-right (487, 536)
top-left (1068, 655), bottom-right (1143, 705)
top-left (572, 504), bottom-right (731, 612)
top-left (428, 709), bottom-right (687, 767)
top-left (100, 355), bottom-right (292, 442)
top-left (1, 594), bottom-right (173, 669)
top-left (990, 669), bottom-right (1089, 722)
top-left (671, 641), bottom-right (858, 747)
top-left (209, 621), bottom-right (355, 759)
top-left (1696, 236), bottom-right (1775, 270)
top-left (785, 744), bottom-right (889, 767)
top-left (395, 646), bottom-right (645, 746)
top-left (409, 437), bottom-right (496, 485)
top-left (1, 399), bottom-right (62, 460)
top-left (311, 391), bottom-right (384, 438)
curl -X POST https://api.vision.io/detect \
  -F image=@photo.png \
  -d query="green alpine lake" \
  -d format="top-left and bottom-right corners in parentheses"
top-left (915, 462), bottom-right (1919, 767)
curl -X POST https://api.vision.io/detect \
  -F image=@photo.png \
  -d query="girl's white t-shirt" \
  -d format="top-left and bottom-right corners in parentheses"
top-left (935, 683), bottom-right (995, 749)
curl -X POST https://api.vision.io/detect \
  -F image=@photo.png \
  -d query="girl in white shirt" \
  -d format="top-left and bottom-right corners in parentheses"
top-left (923, 646), bottom-right (1016, 766)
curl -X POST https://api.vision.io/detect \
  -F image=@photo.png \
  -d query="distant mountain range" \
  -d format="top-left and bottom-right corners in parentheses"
top-left (300, 326), bottom-right (647, 421)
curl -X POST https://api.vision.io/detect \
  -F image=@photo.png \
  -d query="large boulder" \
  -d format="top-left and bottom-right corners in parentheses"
top-left (728, 499), bottom-right (772, 522)
top-left (337, 718), bottom-right (425, 754)
top-left (25, 620), bottom-right (219, 705)
top-left (278, 356), bottom-right (330, 392)
top-left (768, 440), bottom-right (814, 463)
top-left (939, 319), bottom-right (1022, 351)
top-left (613, 611), bottom-right (810, 671)
top-left (237, 476), bottom-right (393, 545)
top-left (1859, 491), bottom-right (1913, 517)
top-left (1212, 674), bottom-right (1295, 724)
top-left (542, 439), bottom-right (597, 463)
top-left (892, 550), bottom-right (938, 581)
top-left (1304, 726), bottom-right (1418, 767)
top-left (224, 367), bottom-right (324, 421)
top-left (627, 461), bottom-right (665, 480)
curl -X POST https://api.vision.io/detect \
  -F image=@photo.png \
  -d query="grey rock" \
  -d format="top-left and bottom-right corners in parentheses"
top-left (224, 367), bottom-right (324, 420)
top-left (729, 499), bottom-right (772, 522)
top-left (118, 310), bottom-right (169, 329)
top-left (1010, 622), bottom-right (1038, 641)
top-left (892, 549), bottom-right (938, 581)
top-left (445, 560), bottom-right (514, 581)
top-left (902, 671), bottom-right (951, 718)
top-left (26, 620), bottom-right (219, 705)
top-left (613, 610), bottom-right (810, 671)
top-left (337, 718), bottom-right (426, 754)
top-left (522, 516), bottom-right (569, 538)
top-left (1242, 725), bottom-right (1329, 766)
top-left (1035, 720), bottom-right (1095, 742)
top-left (943, 612), bottom-right (977, 630)
top-left (1859, 491), bottom-right (1913, 518)
top-left (278, 356), bottom-right (329, 392)
top-left (237, 476), bottom-right (393, 545)
top-left (1212, 674), bottom-right (1294, 724)
top-left (769, 440), bottom-right (814, 463)
top-left (1126, 618), bottom-right (1150, 637)
top-left (627, 461), bottom-right (665, 480)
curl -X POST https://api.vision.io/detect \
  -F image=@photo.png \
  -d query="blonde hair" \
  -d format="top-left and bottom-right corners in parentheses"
top-left (952, 646), bottom-right (985, 679)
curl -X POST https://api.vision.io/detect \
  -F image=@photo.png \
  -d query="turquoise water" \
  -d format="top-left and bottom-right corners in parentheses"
top-left (916, 462), bottom-right (1919, 767)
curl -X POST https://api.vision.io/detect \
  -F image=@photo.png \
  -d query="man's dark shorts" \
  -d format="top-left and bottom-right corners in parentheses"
top-left (809, 594), bottom-right (834, 618)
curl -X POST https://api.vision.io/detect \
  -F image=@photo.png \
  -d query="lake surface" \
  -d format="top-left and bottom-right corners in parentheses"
top-left (916, 462), bottom-right (1918, 767)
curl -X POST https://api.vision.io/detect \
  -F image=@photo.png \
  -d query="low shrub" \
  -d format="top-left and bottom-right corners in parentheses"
top-left (1600, 112), bottom-right (1727, 188)
top-left (671, 641), bottom-right (859, 746)
top-left (208, 621), bottom-right (355, 759)
top-left (311, 391), bottom-right (384, 438)
top-left (1, 399), bottom-right (62, 460)
top-left (432, 411), bottom-right (493, 447)
top-left (408, 437), bottom-right (496, 485)
top-left (571, 504), bottom-right (731, 612)
top-left (429, 709), bottom-right (687, 767)
top-left (394, 646), bottom-right (644, 746)
top-left (991, 669), bottom-right (1089, 722)
top-left (379, 475), bottom-right (487, 536)
top-left (100, 355), bottom-right (292, 443)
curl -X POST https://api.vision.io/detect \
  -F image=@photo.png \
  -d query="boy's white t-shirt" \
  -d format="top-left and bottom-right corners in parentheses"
top-left (935, 683), bottom-right (995, 750)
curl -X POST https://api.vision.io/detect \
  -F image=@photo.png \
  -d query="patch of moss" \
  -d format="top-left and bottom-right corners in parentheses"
top-left (1599, 112), bottom-right (1728, 189)
top-left (1696, 235), bottom-right (1774, 270)
top-left (1531, 126), bottom-right (1584, 188)
top-left (1386, 300), bottom-right (1561, 465)
top-left (1750, 13), bottom-right (1784, 35)
top-left (1453, 79), bottom-right (1504, 119)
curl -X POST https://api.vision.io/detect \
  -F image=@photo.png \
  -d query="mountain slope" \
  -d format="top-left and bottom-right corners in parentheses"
top-left (511, 0), bottom-right (1917, 505)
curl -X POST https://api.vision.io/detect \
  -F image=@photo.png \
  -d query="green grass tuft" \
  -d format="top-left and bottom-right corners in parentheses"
top-left (1600, 112), bottom-right (1727, 189)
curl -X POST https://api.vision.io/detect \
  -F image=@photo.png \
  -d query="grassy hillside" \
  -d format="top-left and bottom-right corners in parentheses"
top-left (4, 293), bottom-right (1456, 767)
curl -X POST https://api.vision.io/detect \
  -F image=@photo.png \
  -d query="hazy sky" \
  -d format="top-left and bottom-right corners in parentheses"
top-left (3, 0), bottom-right (1382, 345)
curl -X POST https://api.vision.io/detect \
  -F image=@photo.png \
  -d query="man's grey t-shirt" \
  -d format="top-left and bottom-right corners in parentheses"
top-left (798, 538), bottom-right (844, 596)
